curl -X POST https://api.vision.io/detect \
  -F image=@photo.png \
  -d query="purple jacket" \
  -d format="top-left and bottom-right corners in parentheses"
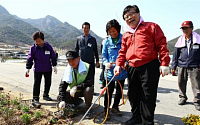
top-left (26, 42), bottom-right (57, 72)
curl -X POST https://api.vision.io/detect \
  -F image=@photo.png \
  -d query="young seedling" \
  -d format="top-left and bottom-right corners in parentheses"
top-left (1, 107), bottom-right (14, 120)
top-left (11, 97), bottom-right (19, 105)
top-left (22, 105), bottom-right (30, 113)
top-left (34, 111), bottom-right (43, 118)
top-left (21, 113), bottom-right (32, 124)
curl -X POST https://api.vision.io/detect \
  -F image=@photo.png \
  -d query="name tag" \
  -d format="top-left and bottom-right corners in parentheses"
top-left (110, 45), bottom-right (117, 49)
top-left (193, 45), bottom-right (199, 49)
top-left (88, 43), bottom-right (92, 47)
top-left (45, 51), bottom-right (50, 54)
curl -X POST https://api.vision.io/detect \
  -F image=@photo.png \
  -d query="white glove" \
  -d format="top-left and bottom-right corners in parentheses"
top-left (53, 66), bottom-right (57, 74)
top-left (105, 62), bottom-right (111, 69)
top-left (59, 101), bottom-right (65, 109)
top-left (114, 66), bottom-right (121, 76)
top-left (70, 86), bottom-right (77, 97)
top-left (160, 66), bottom-right (170, 77)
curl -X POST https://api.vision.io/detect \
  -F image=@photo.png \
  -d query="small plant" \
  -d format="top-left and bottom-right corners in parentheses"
top-left (0, 99), bottom-right (8, 105)
top-left (21, 113), bottom-right (32, 124)
top-left (22, 105), bottom-right (30, 112)
top-left (0, 92), bottom-right (10, 105)
top-left (11, 97), bottom-right (19, 105)
top-left (66, 118), bottom-right (74, 125)
top-left (63, 103), bottom-right (78, 117)
top-left (1, 107), bottom-right (14, 120)
top-left (49, 117), bottom-right (58, 124)
top-left (181, 114), bottom-right (200, 125)
top-left (34, 111), bottom-right (43, 118)
top-left (17, 103), bottom-right (24, 110)
top-left (55, 103), bottom-right (77, 118)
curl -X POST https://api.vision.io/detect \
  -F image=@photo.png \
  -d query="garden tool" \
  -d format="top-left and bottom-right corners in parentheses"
top-left (77, 75), bottom-right (116, 125)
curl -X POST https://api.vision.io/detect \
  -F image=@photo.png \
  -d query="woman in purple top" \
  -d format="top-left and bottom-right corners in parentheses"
top-left (26, 31), bottom-right (57, 107)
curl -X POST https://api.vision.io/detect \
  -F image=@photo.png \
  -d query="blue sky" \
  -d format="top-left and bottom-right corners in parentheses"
top-left (0, 0), bottom-right (200, 41)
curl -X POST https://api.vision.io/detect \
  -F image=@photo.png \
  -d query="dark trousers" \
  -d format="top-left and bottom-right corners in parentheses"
top-left (104, 79), bottom-right (125, 111)
top-left (178, 67), bottom-right (200, 105)
top-left (99, 65), bottom-right (105, 81)
top-left (86, 62), bottom-right (95, 81)
top-left (65, 87), bottom-right (94, 109)
top-left (127, 59), bottom-right (160, 125)
top-left (33, 71), bottom-right (52, 101)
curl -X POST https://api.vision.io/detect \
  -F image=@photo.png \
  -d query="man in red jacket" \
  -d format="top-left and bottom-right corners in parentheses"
top-left (114, 5), bottom-right (170, 125)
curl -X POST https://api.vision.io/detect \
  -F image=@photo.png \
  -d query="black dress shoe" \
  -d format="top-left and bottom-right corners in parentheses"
top-left (195, 105), bottom-right (200, 111)
top-left (178, 99), bottom-right (186, 105)
top-left (122, 117), bottom-right (142, 125)
top-left (43, 96), bottom-right (53, 101)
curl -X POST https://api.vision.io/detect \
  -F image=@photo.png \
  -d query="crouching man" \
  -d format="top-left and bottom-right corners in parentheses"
top-left (57, 51), bottom-right (94, 118)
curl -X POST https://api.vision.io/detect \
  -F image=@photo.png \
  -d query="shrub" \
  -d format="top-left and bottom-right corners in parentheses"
top-left (11, 97), bottom-right (19, 105)
top-left (34, 111), bottom-right (43, 118)
top-left (1, 107), bottom-right (14, 120)
top-left (22, 105), bottom-right (30, 113)
top-left (17, 103), bottom-right (23, 110)
top-left (20, 113), bottom-right (32, 124)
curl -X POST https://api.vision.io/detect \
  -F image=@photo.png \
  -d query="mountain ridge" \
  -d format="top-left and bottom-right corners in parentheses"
top-left (0, 5), bottom-right (9, 15)
top-left (21, 15), bottom-right (103, 44)
top-left (0, 5), bottom-right (102, 51)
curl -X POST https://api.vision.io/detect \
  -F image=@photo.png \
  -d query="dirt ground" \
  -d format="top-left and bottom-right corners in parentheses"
top-left (0, 83), bottom-right (86, 125)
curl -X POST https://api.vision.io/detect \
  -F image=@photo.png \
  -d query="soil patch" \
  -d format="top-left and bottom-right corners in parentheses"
top-left (0, 88), bottom-right (84, 125)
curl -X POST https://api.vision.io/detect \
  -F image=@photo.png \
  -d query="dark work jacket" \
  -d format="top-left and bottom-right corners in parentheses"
top-left (75, 34), bottom-right (99, 63)
top-left (172, 39), bottom-right (200, 69)
top-left (58, 63), bottom-right (94, 101)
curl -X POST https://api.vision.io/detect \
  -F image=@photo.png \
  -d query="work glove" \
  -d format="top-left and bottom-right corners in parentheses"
top-left (70, 86), bottom-right (77, 97)
top-left (105, 62), bottom-right (112, 69)
top-left (53, 66), bottom-right (57, 74)
top-left (59, 101), bottom-right (66, 109)
top-left (160, 66), bottom-right (170, 77)
top-left (25, 69), bottom-right (30, 77)
top-left (114, 66), bottom-right (121, 76)
top-left (171, 69), bottom-right (176, 76)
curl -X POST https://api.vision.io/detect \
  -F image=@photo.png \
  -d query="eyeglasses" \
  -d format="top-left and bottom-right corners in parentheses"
top-left (124, 11), bottom-right (137, 20)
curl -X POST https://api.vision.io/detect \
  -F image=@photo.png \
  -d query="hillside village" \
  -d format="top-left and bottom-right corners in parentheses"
top-left (0, 43), bottom-right (29, 61)
top-left (0, 42), bottom-right (68, 65)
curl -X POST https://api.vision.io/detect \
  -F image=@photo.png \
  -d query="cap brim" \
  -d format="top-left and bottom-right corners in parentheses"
top-left (66, 57), bottom-right (75, 60)
top-left (180, 25), bottom-right (190, 29)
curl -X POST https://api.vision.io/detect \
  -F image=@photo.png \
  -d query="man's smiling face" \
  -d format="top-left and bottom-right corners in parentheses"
top-left (124, 8), bottom-right (140, 29)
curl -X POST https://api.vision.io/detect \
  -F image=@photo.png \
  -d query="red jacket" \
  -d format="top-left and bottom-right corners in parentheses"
top-left (116, 21), bottom-right (170, 67)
